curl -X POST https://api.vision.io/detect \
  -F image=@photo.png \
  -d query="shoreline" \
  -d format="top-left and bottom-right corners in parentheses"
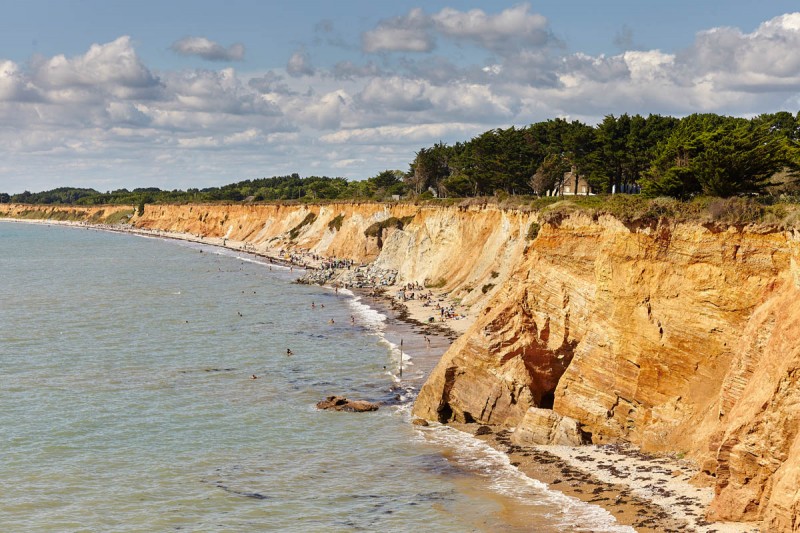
top-left (1, 217), bottom-right (759, 532)
top-left (446, 423), bottom-right (759, 533)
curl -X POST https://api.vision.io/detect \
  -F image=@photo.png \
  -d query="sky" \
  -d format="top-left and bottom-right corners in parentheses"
top-left (2, 1), bottom-right (800, 194)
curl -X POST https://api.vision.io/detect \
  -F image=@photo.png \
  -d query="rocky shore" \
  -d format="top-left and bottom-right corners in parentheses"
top-left (440, 423), bottom-right (759, 533)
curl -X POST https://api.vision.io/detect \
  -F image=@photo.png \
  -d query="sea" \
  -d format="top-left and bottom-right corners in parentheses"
top-left (0, 221), bottom-right (630, 532)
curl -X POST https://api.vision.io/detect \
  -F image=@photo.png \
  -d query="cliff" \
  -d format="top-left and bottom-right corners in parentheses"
top-left (2, 201), bottom-right (798, 530)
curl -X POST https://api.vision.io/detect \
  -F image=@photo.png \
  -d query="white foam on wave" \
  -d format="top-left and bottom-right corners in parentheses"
top-left (346, 293), bottom-right (387, 331)
top-left (343, 293), bottom-right (420, 384)
top-left (414, 423), bottom-right (635, 533)
top-left (210, 249), bottom-right (304, 272)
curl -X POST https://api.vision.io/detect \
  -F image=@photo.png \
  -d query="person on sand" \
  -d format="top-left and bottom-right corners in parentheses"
top-left (286, 349), bottom-right (293, 356)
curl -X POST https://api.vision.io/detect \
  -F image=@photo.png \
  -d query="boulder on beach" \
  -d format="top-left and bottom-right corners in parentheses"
top-left (316, 395), bottom-right (379, 412)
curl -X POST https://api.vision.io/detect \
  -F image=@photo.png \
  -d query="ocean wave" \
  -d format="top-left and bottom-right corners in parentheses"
top-left (346, 294), bottom-right (387, 330)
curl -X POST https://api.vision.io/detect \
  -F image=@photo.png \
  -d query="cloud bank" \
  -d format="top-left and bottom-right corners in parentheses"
top-left (1, 6), bottom-right (800, 193)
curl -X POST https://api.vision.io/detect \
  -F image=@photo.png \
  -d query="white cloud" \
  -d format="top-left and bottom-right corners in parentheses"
top-left (0, 60), bottom-right (41, 102)
top-left (361, 3), bottom-right (557, 56)
top-left (171, 36), bottom-right (245, 61)
top-left (295, 90), bottom-right (350, 129)
top-left (331, 158), bottom-right (366, 168)
top-left (163, 68), bottom-right (280, 116)
top-left (682, 13), bottom-right (800, 92)
top-left (248, 71), bottom-right (294, 95)
top-left (362, 8), bottom-right (434, 53)
top-left (623, 51), bottom-right (674, 82)
top-left (357, 77), bottom-right (432, 112)
top-left (31, 36), bottom-right (160, 98)
top-left (320, 122), bottom-right (481, 144)
top-left (287, 49), bottom-right (315, 77)
top-left (432, 4), bottom-right (553, 54)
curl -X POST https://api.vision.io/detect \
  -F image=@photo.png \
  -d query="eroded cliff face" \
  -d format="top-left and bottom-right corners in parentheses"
top-left (3, 201), bottom-right (799, 529)
top-left (413, 213), bottom-right (800, 530)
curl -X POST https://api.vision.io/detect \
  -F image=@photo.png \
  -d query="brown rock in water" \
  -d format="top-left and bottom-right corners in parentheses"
top-left (475, 425), bottom-right (493, 436)
top-left (511, 408), bottom-right (590, 446)
top-left (412, 418), bottom-right (429, 426)
top-left (316, 395), bottom-right (379, 412)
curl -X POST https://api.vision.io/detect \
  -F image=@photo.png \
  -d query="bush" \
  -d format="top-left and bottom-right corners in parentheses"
top-left (526, 222), bottom-right (540, 240)
top-left (288, 212), bottom-right (317, 239)
top-left (707, 197), bottom-right (764, 225)
top-left (363, 215), bottom-right (415, 238)
top-left (104, 209), bottom-right (134, 224)
top-left (328, 213), bottom-right (345, 231)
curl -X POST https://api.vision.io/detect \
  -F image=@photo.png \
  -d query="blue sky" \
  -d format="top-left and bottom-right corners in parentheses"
top-left (2, 1), bottom-right (800, 193)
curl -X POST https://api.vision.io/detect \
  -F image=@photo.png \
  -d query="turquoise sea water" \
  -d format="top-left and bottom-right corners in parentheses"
top-left (0, 222), bottom-right (628, 532)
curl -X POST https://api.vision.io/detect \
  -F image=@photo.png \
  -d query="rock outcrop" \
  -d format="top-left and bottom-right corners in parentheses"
top-left (3, 201), bottom-right (800, 530)
top-left (316, 395), bottom-right (379, 412)
top-left (511, 407), bottom-right (590, 446)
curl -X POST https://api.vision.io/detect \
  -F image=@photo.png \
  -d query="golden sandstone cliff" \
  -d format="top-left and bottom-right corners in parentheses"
top-left (2, 201), bottom-right (799, 531)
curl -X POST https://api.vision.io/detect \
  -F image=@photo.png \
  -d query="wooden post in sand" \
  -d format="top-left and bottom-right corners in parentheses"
top-left (399, 339), bottom-right (403, 378)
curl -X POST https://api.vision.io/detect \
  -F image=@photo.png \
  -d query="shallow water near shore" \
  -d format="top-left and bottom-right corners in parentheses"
top-left (0, 222), bottom-right (629, 532)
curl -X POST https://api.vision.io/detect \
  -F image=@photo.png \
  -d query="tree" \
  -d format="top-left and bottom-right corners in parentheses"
top-left (694, 121), bottom-right (785, 196)
top-left (369, 170), bottom-right (403, 189)
top-left (530, 153), bottom-right (570, 196)
top-left (642, 114), bottom-right (786, 197)
top-left (407, 143), bottom-right (451, 195)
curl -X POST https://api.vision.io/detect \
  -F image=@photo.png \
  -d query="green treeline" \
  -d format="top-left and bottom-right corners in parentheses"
top-left (0, 172), bottom-right (406, 206)
top-left (409, 112), bottom-right (800, 198)
top-left (2, 111), bottom-right (799, 206)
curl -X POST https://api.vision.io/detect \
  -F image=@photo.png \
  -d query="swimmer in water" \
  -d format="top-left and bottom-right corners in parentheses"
top-left (286, 349), bottom-right (293, 356)
top-left (329, 318), bottom-right (335, 324)
top-left (251, 374), bottom-right (258, 379)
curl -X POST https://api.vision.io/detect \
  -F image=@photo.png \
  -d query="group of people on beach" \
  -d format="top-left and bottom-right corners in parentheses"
top-left (320, 258), bottom-right (354, 270)
top-left (397, 289), bottom-right (434, 302)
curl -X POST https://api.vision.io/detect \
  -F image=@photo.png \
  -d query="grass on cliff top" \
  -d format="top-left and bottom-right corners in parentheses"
top-left (411, 194), bottom-right (800, 229)
top-left (535, 195), bottom-right (800, 228)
